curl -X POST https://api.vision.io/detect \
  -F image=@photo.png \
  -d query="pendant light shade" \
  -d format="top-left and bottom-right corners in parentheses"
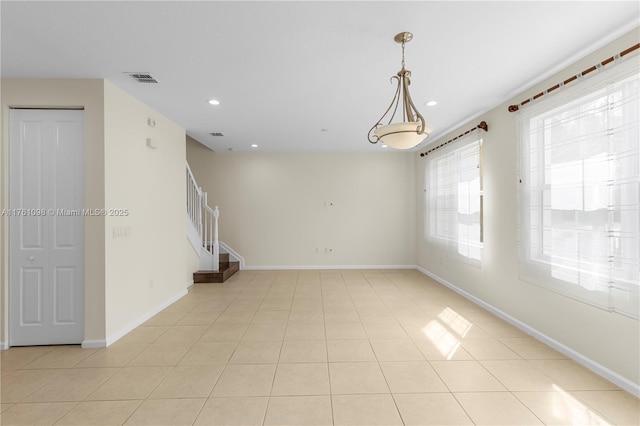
top-left (368, 32), bottom-right (432, 150)
top-left (374, 121), bottom-right (434, 150)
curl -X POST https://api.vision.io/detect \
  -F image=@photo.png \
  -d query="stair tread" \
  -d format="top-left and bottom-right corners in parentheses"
top-left (195, 261), bottom-right (239, 273)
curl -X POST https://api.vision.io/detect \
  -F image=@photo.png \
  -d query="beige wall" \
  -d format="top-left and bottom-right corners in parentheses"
top-left (1, 79), bottom-right (191, 346)
top-left (187, 140), bottom-right (416, 268)
top-left (103, 82), bottom-right (188, 341)
top-left (416, 28), bottom-right (640, 388)
top-left (0, 79), bottom-right (106, 344)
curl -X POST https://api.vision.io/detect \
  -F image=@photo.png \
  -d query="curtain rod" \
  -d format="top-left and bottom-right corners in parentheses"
top-left (508, 43), bottom-right (639, 113)
top-left (419, 121), bottom-right (488, 157)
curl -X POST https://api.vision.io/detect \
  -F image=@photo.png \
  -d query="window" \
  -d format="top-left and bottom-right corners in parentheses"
top-left (518, 56), bottom-right (639, 318)
top-left (427, 135), bottom-right (483, 266)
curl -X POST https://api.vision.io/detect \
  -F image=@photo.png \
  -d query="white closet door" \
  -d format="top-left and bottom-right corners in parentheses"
top-left (9, 109), bottom-right (84, 346)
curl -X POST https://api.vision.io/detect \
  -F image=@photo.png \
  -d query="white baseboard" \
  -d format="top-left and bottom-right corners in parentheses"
top-left (81, 339), bottom-right (106, 349)
top-left (104, 288), bottom-right (188, 347)
top-left (241, 264), bottom-right (416, 271)
top-left (186, 279), bottom-right (194, 288)
top-left (0, 341), bottom-right (8, 350)
top-left (416, 266), bottom-right (640, 398)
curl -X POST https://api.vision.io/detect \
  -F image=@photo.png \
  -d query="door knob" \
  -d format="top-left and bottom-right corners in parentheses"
top-left (28, 256), bottom-right (35, 262)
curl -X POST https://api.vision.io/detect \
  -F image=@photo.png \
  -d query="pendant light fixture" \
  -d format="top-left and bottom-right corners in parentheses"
top-left (368, 32), bottom-right (432, 150)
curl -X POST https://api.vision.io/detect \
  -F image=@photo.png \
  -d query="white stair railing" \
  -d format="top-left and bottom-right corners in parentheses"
top-left (186, 163), bottom-right (219, 271)
top-left (186, 163), bottom-right (202, 236)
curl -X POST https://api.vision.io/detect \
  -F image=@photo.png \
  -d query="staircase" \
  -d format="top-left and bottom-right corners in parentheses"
top-left (186, 163), bottom-right (240, 284)
top-left (193, 252), bottom-right (240, 283)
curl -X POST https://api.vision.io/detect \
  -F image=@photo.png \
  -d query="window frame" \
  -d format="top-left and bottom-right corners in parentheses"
top-left (517, 55), bottom-right (639, 318)
top-left (426, 133), bottom-right (484, 267)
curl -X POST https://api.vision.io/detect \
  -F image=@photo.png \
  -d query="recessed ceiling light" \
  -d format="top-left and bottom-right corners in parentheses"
top-left (425, 100), bottom-right (438, 107)
top-left (208, 99), bottom-right (220, 105)
top-left (251, 144), bottom-right (258, 148)
top-left (381, 144), bottom-right (388, 148)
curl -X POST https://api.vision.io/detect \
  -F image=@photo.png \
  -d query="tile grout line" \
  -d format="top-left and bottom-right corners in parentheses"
top-left (324, 271), bottom-right (336, 426)
top-left (362, 270), bottom-right (404, 425)
top-left (264, 270), bottom-right (292, 426)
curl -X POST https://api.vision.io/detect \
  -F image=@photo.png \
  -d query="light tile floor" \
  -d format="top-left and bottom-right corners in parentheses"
top-left (1, 269), bottom-right (638, 425)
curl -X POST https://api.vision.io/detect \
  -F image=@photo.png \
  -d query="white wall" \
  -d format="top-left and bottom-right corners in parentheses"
top-left (103, 82), bottom-right (189, 342)
top-left (187, 140), bottom-right (416, 268)
top-left (416, 28), bottom-right (640, 391)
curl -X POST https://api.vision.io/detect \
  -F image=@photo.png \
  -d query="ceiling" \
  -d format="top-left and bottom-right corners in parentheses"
top-left (2, 1), bottom-right (638, 152)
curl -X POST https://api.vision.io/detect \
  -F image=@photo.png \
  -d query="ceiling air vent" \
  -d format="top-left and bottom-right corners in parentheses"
top-left (126, 72), bottom-right (158, 84)
top-left (210, 132), bottom-right (224, 137)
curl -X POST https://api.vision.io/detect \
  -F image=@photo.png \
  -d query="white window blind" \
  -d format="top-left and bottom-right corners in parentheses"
top-left (427, 134), bottom-right (483, 266)
top-left (518, 55), bottom-right (640, 319)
